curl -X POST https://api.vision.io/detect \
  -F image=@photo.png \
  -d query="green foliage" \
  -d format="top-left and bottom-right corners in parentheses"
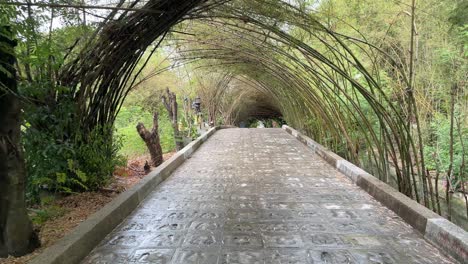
top-left (179, 114), bottom-right (199, 140)
top-left (74, 126), bottom-right (126, 190)
top-left (424, 112), bottom-right (468, 182)
top-left (30, 205), bottom-right (67, 226)
top-left (0, 5), bottom-right (16, 24)
top-left (9, 7), bottom-right (120, 204)
top-left (21, 92), bottom-right (125, 203)
top-left (29, 194), bottom-right (66, 226)
top-left (448, 0), bottom-right (468, 28)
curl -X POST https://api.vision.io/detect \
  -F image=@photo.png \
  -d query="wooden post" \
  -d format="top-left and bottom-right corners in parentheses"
top-left (162, 88), bottom-right (184, 151)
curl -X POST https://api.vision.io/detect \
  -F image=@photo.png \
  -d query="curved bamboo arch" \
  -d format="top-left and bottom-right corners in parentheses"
top-left (57, 0), bottom-right (430, 206)
top-left (172, 0), bottom-right (423, 200)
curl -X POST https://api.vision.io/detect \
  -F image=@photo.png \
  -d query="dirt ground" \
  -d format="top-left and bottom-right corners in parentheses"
top-left (0, 152), bottom-right (175, 264)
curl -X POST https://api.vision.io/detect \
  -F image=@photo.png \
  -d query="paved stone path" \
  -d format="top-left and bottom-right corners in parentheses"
top-left (83, 128), bottom-right (456, 264)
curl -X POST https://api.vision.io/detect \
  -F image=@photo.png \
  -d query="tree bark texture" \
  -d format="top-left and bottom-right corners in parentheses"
top-left (0, 26), bottom-right (40, 258)
top-left (137, 112), bottom-right (163, 167)
top-left (162, 88), bottom-right (184, 151)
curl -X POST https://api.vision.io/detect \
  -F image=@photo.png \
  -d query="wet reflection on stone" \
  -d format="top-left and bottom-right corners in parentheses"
top-left (152, 222), bottom-right (189, 232)
top-left (221, 250), bottom-right (264, 264)
top-left (82, 129), bottom-right (456, 264)
top-left (183, 232), bottom-right (220, 248)
top-left (190, 220), bottom-right (222, 232)
top-left (350, 250), bottom-right (398, 264)
top-left (266, 249), bottom-right (308, 264)
top-left (224, 233), bottom-right (263, 248)
top-left (172, 249), bottom-right (219, 264)
top-left (82, 249), bottom-right (131, 264)
top-left (262, 233), bottom-right (304, 248)
top-left (308, 249), bottom-right (357, 264)
top-left (143, 232), bottom-right (184, 247)
top-left (130, 248), bottom-right (174, 263)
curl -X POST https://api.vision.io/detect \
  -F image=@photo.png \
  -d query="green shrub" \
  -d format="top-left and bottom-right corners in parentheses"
top-left (30, 205), bottom-right (67, 226)
top-left (21, 92), bottom-right (125, 203)
top-left (74, 126), bottom-right (126, 190)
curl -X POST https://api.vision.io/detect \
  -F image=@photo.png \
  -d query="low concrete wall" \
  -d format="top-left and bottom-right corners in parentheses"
top-left (283, 125), bottom-right (468, 263)
top-left (30, 127), bottom-right (218, 264)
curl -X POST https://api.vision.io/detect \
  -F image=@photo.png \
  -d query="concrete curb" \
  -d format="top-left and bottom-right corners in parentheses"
top-left (282, 125), bottom-right (468, 263)
top-left (29, 127), bottom-right (218, 264)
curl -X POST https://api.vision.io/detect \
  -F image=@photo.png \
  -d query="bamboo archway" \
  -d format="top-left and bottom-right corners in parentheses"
top-left (53, 0), bottom-right (432, 208)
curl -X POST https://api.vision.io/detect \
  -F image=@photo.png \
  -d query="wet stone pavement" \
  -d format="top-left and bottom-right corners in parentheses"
top-left (83, 128), bottom-right (456, 264)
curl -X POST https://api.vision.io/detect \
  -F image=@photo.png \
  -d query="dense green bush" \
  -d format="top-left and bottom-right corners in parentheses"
top-left (21, 92), bottom-right (125, 203)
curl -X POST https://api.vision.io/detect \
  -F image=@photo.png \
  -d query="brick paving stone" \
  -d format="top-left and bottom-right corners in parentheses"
top-left (82, 128), bottom-right (457, 264)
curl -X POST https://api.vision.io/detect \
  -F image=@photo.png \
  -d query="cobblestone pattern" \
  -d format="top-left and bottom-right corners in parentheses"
top-left (82, 128), bottom-right (456, 264)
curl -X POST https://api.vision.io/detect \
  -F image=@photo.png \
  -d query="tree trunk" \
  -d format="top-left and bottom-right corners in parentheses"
top-left (408, 0), bottom-right (430, 207)
top-left (209, 106), bottom-right (216, 127)
top-left (162, 88), bottom-right (184, 151)
top-left (455, 116), bottom-right (468, 218)
top-left (136, 112), bottom-right (163, 167)
top-left (0, 26), bottom-right (40, 258)
top-left (446, 83), bottom-right (456, 221)
top-left (434, 150), bottom-right (442, 215)
top-left (426, 168), bottom-right (436, 213)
